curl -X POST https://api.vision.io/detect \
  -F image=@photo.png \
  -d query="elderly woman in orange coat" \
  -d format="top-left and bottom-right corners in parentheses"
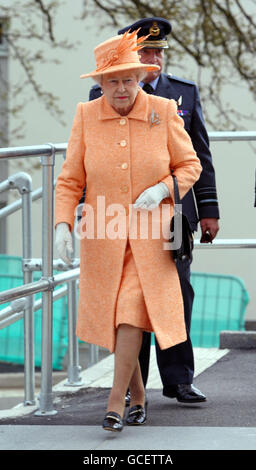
top-left (55, 31), bottom-right (202, 432)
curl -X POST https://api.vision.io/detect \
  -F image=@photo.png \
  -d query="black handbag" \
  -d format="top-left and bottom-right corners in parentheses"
top-left (169, 174), bottom-right (193, 262)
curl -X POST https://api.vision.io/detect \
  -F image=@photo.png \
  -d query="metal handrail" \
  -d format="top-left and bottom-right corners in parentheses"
top-left (0, 184), bottom-right (56, 220)
top-left (0, 268), bottom-right (80, 305)
top-left (0, 131), bottom-right (256, 162)
top-left (208, 131), bottom-right (256, 141)
top-left (0, 143), bottom-right (67, 159)
top-left (194, 239), bottom-right (256, 249)
top-left (0, 284), bottom-right (68, 329)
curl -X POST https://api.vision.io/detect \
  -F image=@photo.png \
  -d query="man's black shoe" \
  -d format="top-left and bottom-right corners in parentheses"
top-left (163, 384), bottom-right (206, 403)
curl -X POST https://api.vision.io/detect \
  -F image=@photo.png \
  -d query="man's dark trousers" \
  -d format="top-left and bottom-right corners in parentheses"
top-left (139, 254), bottom-right (194, 390)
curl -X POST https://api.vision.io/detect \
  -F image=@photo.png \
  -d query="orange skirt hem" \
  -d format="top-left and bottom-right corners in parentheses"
top-left (115, 241), bottom-right (153, 332)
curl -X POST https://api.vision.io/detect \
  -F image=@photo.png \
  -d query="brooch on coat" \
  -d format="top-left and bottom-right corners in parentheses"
top-left (149, 109), bottom-right (161, 128)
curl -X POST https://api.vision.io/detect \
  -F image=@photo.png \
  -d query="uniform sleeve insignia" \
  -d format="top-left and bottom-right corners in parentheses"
top-left (177, 109), bottom-right (189, 117)
top-left (176, 96), bottom-right (189, 116)
top-left (177, 95), bottom-right (182, 106)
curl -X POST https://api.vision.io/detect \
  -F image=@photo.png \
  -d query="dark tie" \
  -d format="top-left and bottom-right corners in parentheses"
top-left (142, 83), bottom-right (154, 94)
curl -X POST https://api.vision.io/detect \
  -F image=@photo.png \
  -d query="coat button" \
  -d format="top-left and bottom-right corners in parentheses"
top-left (120, 118), bottom-right (126, 125)
top-left (121, 162), bottom-right (128, 170)
top-left (120, 140), bottom-right (127, 147)
top-left (121, 185), bottom-right (129, 193)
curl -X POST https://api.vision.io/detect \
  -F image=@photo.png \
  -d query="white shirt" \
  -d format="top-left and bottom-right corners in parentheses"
top-left (139, 76), bottom-right (160, 91)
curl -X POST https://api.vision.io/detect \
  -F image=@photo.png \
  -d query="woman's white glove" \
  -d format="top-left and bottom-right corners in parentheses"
top-left (55, 222), bottom-right (73, 264)
top-left (133, 182), bottom-right (170, 210)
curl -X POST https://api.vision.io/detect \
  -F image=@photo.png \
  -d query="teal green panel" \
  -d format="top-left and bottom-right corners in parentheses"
top-left (151, 272), bottom-right (249, 348)
top-left (190, 272), bottom-right (249, 347)
top-left (0, 256), bottom-right (68, 370)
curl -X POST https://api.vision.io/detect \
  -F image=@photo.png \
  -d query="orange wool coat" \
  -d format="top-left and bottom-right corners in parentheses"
top-left (54, 88), bottom-right (202, 353)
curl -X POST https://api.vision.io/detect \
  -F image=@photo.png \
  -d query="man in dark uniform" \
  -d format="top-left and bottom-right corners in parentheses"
top-left (88, 17), bottom-right (220, 404)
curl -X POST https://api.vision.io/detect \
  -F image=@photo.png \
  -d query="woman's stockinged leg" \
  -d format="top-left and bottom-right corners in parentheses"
top-left (107, 324), bottom-right (145, 416)
top-left (129, 360), bottom-right (145, 407)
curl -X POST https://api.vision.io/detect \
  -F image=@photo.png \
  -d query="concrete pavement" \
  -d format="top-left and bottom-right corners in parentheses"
top-left (1, 424), bottom-right (255, 451)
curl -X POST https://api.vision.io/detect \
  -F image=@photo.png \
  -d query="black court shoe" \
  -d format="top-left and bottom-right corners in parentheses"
top-left (126, 404), bottom-right (147, 426)
top-left (125, 391), bottom-right (148, 407)
top-left (102, 411), bottom-right (123, 432)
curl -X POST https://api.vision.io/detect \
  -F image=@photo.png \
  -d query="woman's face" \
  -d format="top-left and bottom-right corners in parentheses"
top-left (101, 71), bottom-right (139, 115)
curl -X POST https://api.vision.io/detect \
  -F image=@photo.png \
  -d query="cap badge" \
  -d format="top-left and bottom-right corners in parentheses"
top-left (149, 22), bottom-right (160, 37)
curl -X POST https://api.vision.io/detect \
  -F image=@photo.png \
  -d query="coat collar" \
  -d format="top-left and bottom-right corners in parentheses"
top-left (98, 88), bottom-right (149, 122)
top-left (155, 73), bottom-right (173, 99)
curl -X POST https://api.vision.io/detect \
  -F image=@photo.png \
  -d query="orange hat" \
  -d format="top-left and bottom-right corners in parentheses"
top-left (80, 30), bottom-right (160, 79)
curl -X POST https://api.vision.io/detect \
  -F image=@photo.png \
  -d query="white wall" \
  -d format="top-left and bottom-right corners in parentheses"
top-left (5, 1), bottom-right (256, 323)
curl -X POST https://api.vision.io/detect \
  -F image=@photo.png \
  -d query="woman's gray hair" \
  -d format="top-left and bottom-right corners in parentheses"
top-left (93, 75), bottom-right (103, 85)
top-left (135, 69), bottom-right (148, 82)
top-left (93, 68), bottom-right (148, 85)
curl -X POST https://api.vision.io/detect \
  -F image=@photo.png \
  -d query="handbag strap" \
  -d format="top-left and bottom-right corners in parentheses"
top-left (172, 174), bottom-right (181, 205)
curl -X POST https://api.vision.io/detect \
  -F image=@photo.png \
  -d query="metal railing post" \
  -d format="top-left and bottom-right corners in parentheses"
top-left (21, 178), bottom-right (35, 405)
top-left (65, 231), bottom-right (83, 386)
top-left (66, 279), bottom-right (83, 386)
top-left (89, 345), bottom-right (99, 366)
top-left (3, 172), bottom-right (35, 405)
top-left (35, 145), bottom-right (57, 416)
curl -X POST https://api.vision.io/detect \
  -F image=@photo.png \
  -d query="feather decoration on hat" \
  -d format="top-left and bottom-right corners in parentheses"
top-left (96, 28), bottom-right (149, 72)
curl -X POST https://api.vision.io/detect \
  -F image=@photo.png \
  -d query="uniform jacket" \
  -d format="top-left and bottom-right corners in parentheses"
top-left (55, 89), bottom-right (202, 352)
top-left (89, 73), bottom-right (219, 231)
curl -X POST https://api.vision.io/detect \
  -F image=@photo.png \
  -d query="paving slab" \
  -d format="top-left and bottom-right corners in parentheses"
top-left (0, 424), bottom-right (256, 450)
